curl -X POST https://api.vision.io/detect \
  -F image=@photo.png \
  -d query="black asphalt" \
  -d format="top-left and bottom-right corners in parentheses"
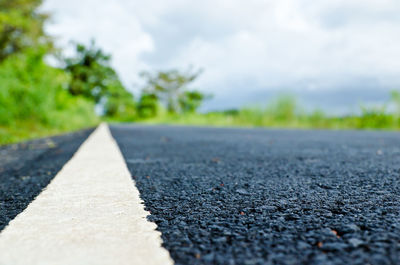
top-left (0, 129), bottom-right (93, 231)
top-left (110, 125), bottom-right (400, 265)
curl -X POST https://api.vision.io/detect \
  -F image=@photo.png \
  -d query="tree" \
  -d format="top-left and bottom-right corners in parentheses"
top-left (63, 41), bottom-right (135, 118)
top-left (0, 0), bottom-right (51, 62)
top-left (103, 86), bottom-right (136, 118)
top-left (140, 68), bottom-right (206, 114)
top-left (136, 93), bottom-right (159, 118)
top-left (179, 90), bottom-right (206, 113)
top-left (64, 41), bottom-right (112, 102)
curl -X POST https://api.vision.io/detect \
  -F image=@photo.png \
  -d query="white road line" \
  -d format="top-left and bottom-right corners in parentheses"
top-left (0, 124), bottom-right (173, 265)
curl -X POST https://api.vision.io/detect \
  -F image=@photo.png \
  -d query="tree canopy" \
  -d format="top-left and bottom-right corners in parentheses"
top-left (63, 41), bottom-right (135, 118)
top-left (140, 68), bottom-right (207, 114)
top-left (0, 0), bottom-right (51, 62)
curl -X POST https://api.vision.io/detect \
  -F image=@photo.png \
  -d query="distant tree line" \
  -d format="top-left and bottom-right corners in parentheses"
top-left (63, 41), bottom-right (209, 120)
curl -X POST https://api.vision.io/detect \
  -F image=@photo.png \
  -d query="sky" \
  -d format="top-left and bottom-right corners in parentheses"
top-left (42, 0), bottom-right (400, 113)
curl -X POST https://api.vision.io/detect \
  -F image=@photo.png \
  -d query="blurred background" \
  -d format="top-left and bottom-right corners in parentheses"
top-left (1, 0), bottom-right (400, 144)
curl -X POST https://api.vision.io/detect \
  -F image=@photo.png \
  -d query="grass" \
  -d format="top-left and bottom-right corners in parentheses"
top-left (3, 98), bottom-right (399, 146)
top-left (3, 89), bottom-right (400, 146)
top-left (137, 96), bottom-right (400, 130)
top-left (138, 112), bottom-right (400, 130)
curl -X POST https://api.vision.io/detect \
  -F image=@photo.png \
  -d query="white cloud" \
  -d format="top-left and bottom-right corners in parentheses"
top-left (43, 0), bottom-right (154, 87)
top-left (42, 0), bottom-right (400, 112)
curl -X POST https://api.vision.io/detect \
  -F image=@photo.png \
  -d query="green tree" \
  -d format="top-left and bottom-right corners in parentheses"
top-left (137, 93), bottom-right (159, 118)
top-left (179, 90), bottom-right (206, 113)
top-left (140, 68), bottom-right (206, 113)
top-left (0, 0), bottom-right (51, 62)
top-left (63, 41), bottom-right (135, 118)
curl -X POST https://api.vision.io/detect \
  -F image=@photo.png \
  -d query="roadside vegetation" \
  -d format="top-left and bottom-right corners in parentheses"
top-left (1, 0), bottom-right (400, 145)
top-left (142, 93), bottom-right (400, 130)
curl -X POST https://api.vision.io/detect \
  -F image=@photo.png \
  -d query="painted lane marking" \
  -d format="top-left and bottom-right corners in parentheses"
top-left (0, 124), bottom-right (173, 265)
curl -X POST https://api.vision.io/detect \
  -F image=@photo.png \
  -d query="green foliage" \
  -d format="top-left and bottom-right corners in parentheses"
top-left (179, 90), bottom-right (207, 113)
top-left (0, 0), bottom-right (51, 61)
top-left (137, 93), bottom-right (159, 119)
top-left (139, 94), bottom-right (400, 131)
top-left (104, 89), bottom-right (136, 120)
top-left (231, 96), bottom-right (299, 127)
top-left (64, 41), bottom-right (117, 102)
top-left (0, 50), bottom-right (98, 144)
top-left (355, 105), bottom-right (392, 129)
top-left (140, 68), bottom-right (206, 114)
top-left (266, 95), bottom-right (297, 121)
top-left (307, 110), bottom-right (327, 127)
top-left (63, 41), bottom-right (135, 119)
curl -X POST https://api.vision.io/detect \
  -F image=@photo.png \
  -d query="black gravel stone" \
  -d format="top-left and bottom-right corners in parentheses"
top-left (0, 128), bottom-right (93, 231)
top-left (110, 125), bottom-right (400, 265)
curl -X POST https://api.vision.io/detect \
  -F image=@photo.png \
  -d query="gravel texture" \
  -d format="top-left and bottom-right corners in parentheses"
top-left (111, 125), bottom-right (400, 265)
top-left (0, 129), bottom-right (93, 231)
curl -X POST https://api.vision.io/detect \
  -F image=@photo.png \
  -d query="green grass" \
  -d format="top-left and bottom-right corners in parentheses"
top-left (137, 112), bottom-right (400, 130)
top-left (137, 95), bottom-right (400, 130)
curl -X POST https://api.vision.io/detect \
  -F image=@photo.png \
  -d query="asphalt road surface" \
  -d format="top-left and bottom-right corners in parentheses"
top-left (110, 125), bottom-right (400, 265)
top-left (0, 124), bottom-right (400, 265)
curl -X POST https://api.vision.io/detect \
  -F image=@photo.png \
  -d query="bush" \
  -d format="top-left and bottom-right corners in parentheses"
top-left (137, 93), bottom-right (159, 119)
top-left (0, 49), bottom-right (98, 143)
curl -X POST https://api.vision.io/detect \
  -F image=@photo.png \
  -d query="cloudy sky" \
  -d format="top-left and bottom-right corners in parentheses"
top-left (42, 0), bottom-right (400, 113)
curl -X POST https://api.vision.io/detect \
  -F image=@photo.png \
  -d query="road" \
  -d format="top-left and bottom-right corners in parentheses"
top-left (110, 125), bottom-right (400, 265)
top-left (0, 124), bottom-right (400, 265)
